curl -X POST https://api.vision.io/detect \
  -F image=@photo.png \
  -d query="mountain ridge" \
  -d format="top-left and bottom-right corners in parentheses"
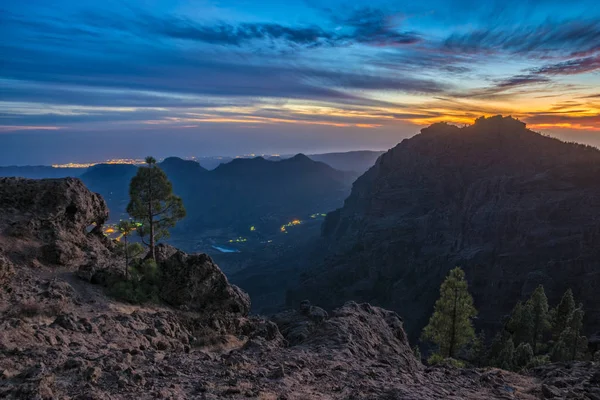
top-left (292, 116), bottom-right (600, 338)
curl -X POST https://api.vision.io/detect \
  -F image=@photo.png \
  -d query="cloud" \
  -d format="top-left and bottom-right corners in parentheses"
top-left (72, 7), bottom-right (421, 49)
top-left (525, 113), bottom-right (600, 129)
top-left (332, 7), bottom-right (421, 46)
top-left (443, 20), bottom-right (600, 57)
top-left (137, 14), bottom-right (336, 47)
top-left (452, 74), bottom-right (552, 99)
top-left (0, 30), bottom-right (448, 114)
top-left (494, 74), bottom-right (551, 89)
top-left (372, 48), bottom-right (475, 75)
top-left (531, 55), bottom-right (600, 75)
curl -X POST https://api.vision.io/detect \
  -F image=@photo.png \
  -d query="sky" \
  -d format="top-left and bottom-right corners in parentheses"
top-left (1, 0), bottom-right (600, 165)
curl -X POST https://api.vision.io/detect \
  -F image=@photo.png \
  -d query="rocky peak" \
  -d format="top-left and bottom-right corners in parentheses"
top-left (284, 153), bottom-right (312, 163)
top-left (159, 249), bottom-right (251, 315)
top-left (304, 117), bottom-right (600, 338)
top-left (0, 177), bottom-right (112, 269)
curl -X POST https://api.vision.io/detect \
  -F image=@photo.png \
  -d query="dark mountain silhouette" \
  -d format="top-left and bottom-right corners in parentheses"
top-left (179, 154), bottom-right (357, 234)
top-left (308, 150), bottom-right (385, 173)
top-left (161, 156), bottom-right (208, 175)
top-left (0, 166), bottom-right (86, 179)
top-left (76, 155), bottom-right (357, 237)
top-left (196, 156), bottom-right (234, 170)
top-left (194, 151), bottom-right (384, 173)
top-left (291, 116), bottom-right (600, 338)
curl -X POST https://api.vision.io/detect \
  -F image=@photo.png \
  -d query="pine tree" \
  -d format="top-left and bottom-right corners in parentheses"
top-left (567, 306), bottom-right (586, 360)
top-left (495, 337), bottom-right (515, 371)
top-left (526, 285), bottom-right (550, 353)
top-left (551, 289), bottom-right (575, 341)
top-left (468, 331), bottom-right (487, 367)
top-left (507, 301), bottom-right (534, 346)
top-left (127, 157), bottom-right (186, 261)
top-left (514, 342), bottom-right (533, 369)
top-left (489, 331), bottom-right (507, 364)
top-left (422, 267), bottom-right (477, 359)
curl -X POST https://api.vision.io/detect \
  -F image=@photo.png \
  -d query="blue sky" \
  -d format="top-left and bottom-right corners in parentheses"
top-left (1, 0), bottom-right (599, 164)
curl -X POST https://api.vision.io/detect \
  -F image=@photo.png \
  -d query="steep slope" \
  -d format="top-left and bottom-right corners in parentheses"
top-left (293, 116), bottom-right (600, 338)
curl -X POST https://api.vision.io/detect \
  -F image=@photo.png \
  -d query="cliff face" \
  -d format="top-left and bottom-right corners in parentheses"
top-left (296, 116), bottom-right (600, 337)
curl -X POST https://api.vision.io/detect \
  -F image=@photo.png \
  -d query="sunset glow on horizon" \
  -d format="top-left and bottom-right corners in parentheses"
top-left (1, 0), bottom-right (599, 164)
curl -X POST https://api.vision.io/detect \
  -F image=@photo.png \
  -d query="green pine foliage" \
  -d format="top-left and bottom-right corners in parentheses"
top-left (526, 285), bottom-right (551, 354)
top-left (108, 259), bottom-right (161, 304)
top-left (551, 305), bottom-right (587, 362)
top-left (506, 301), bottom-right (534, 346)
top-left (422, 267), bottom-right (477, 359)
top-left (427, 353), bottom-right (465, 368)
top-left (127, 156), bottom-right (186, 261)
top-left (551, 289), bottom-right (575, 341)
top-left (468, 331), bottom-right (487, 367)
top-left (514, 342), bottom-right (533, 370)
top-left (482, 286), bottom-right (591, 369)
top-left (495, 337), bottom-right (515, 371)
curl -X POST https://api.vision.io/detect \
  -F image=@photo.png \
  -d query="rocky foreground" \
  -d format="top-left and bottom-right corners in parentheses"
top-left (0, 177), bottom-right (598, 399)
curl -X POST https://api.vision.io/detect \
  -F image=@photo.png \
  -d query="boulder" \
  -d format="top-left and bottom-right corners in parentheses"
top-left (0, 178), bottom-right (113, 269)
top-left (299, 300), bottom-right (328, 323)
top-left (273, 301), bottom-right (418, 373)
top-left (151, 243), bottom-right (178, 264)
top-left (158, 250), bottom-right (250, 315)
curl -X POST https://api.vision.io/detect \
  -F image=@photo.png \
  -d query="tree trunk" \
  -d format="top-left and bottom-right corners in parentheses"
top-left (124, 234), bottom-right (129, 280)
top-left (148, 171), bottom-right (156, 261)
top-left (149, 220), bottom-right (155, 261)
top-left (449, 287), bottom-right (458, 358)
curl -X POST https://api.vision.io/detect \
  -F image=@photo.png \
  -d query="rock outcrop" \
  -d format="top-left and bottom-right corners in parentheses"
top-left (159, 249), bottom-right (251, 315)
top-left (273, 301), bottom-right (417, 367)
top-left (0, 177), bottom-right (112, 268)
top-left (294, 116), bottom-right (600, 338)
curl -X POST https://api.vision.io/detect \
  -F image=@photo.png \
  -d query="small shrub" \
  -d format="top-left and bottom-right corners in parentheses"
top-left (427, 353), bottom-right (445, 365)
top-left (107, 259), bottom-right (161, 304)
top-left (427, 353), bottom-right (465, 368)
top-left (526, 355), bottom-right (551, 369)
top-left (413, 345), bottom-right (422, 361)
